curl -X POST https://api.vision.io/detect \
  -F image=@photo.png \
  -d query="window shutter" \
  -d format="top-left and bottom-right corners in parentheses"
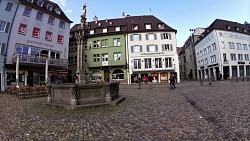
top-left (155, 45), bottom-right (158, 51)
top-left (140, 45), bottom-right (142, 52)
top-left (161, 33), bottom-right (163, 40)
top-left (146, 45), bottom-right (149, 51)
top-left (1, 43), bottom-right (6, 55)
top-left (139, 34), bottom-right (141, 41)
top-left (170, 45), bottom-right (173, 51)
top-left (154, 34), bottom-right (157, 40)
top-left (146, 34), bottom-right (148, 40)
top-left (169, 33), bottom-right (172, 40)
top-left (162, 45), bottom-right (165, 51)
top-left (131, 46), bottom-right (134, 52)
top-left (130, 35), bottom-right (133, 41)
top-left (5, 22), bottom-right (10, 33)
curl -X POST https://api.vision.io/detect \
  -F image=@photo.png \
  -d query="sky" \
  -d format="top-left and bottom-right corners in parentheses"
top-left (50, 0), bottom-right (250, 47)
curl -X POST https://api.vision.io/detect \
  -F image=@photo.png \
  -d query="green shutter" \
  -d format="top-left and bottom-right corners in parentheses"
top-left (5, 22), bottom-right (10, 33)
top-left (1, 43), bottom-right (6, 55)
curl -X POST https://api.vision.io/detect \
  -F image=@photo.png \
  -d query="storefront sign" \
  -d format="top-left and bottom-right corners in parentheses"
top-left (26, 40), bottom-right (54, 48)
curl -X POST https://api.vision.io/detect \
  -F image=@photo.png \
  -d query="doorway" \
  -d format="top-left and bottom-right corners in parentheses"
top-left (104, 69), bottom-right (110, 82)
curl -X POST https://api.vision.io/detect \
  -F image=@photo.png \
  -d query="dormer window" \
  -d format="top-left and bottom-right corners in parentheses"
top-left (132, 24), bottom-right (138, 30)
top-left (46, 4), bottom-right (53, 11)
top-left (236, 27), bottom-right (239, 31)
top-left (55, 8), bottom-right (61, 15)
top-left (27, 0), bottom-right (33, 3)
top-left (227, 25), bottom-right (231, 29)
top-left (145, 24), bottom-right (151, 29)
top-left (103, 28), bottom-right (107, 33)
top-left (59, 20), bottom-right (65, 29)
top-left (90, 30), bottom-right (94, 35)
top-left (158, 23), bottom-right (164, 29)
top-left (109, 21), bottom-right (112, 25)
top-left (37, 0), bottom-right (44, 7)
top-left (115, 27), bottom-right (120, 31)
top-left (98, 23), bottom-right (101, 26)
top-left (243, 28), bottom-right (246, 32)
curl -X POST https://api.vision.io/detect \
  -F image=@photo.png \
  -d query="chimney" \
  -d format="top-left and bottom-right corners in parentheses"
top-left (93, 15), bottom-right (98, 22)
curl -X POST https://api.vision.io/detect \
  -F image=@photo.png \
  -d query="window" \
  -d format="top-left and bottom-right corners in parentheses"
top-left (158, 24), bottom-right (164, 29)
top-left (55, 8), bottom-right (61, 14)
top-left (48, 16), bottom-right (55, 25)
top-left (27, 0), bottom-right (34, 3)
top-left (132, 24), bottom-right (138, 30)
top-left (103, 28), bottom-right (107, 33)
top-left (210, 55), bottom-right (216, 63)
top-left (113, 38), bottom-right (120, 46)
top-left (228, 42), bottom-right (234, 49)
top-left (223, 53), bottom-right (227, 62)
top-left (37, 0), bottom-right (44, 7)
top-left (85, 55), bottom-right (87, 62)
top-left (227, 25), bottom-right (230, 29)
top-left (101, 39), bottom-right (108, 47)
top-left (5, 2), bottom-right (13, 12)
top-left (133, 59), bottom-right (141, 69)
top-left (205, 58), bottom-right (208, 65)
top-left (90, 30), bottom-right (94, 34)
top-left (115, 27), bottom-right (120, 31)
top-left (165, 58), bottom-right (172, 68)
top-left (35, 11), bottom-right (44, 21)
top-left (146, 33), bottom-right (156, 40)
top-left (30, 47), bottom-right (40, 55)
top-left (207, 46), bottom-right (211, 52)
top-left (203, 48), bottom-right (207, 55)
top-left (15, 44), bottom-right (29, 54)
top-left (162, 44), bottom-right (173, 51)
top-left (114, 52), bottom-right (121, 61)
top-left (155, 58), bottom-right (162, 68)
top-left (93, 40), bottom-right (100, 48)
top-left (212, 43), bottom-right (216, 50)
top-left (112, 69), bottom-right (124, 79)
top-left (32, 27), bottom-right (40, 38)
top-left (46, 4), bottom-right (53, 11)
top-left (23, 7), bottom-right (32, 17)
top-left (102, 53), bottom-right (108, 61)
top-left (144, 58), bottom-right (152, 69)
top-left (45, 31), bottom-right (52, 41)
top-left (221, 41), bottom-right (225, 49)
top-left (238, 54), bottom-right (243, 61)
top-left (161, 33), bottom-right (171, 40)
top-left (0, 20), bottom-right (6, 32)
top-left (59, 20), bottom-right (65, 29)
top-left (145, 24), bottom-right (151, 29)
top-left (131, 34), bottom-right (141, 41)
top-left (230, 53), bottom-right (236, 61)
top-left (18, 24), bottom-right (27, 35)
top-left (236, 43), bottom-right (242, 50)
top-left (245, 54), bottom-right (249, 61)
top-left (68, 57), bottom-right (73, 64)
top-left (57, 35), bottom-right (63, 44)
top-left (0, 43), bottom-right (6, 55)
top-left (131, 45), bottom-right (142, 53)
top-left (93, 54), bottom-right (100, 62)
top-left (147, 45), bottom-right (157, 52)
top-left (243, 44), bottom-right (248, 50)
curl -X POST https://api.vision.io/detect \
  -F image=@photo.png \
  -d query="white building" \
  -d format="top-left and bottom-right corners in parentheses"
top-left (195, 19), bottom-right (250, 80)
top-left (5, 0), bottom-right (72, 88)
top-left (126, 15), bottom-right (179, 84)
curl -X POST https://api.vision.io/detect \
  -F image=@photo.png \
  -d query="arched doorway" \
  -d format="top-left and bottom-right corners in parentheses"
top-left (112, 69), bottom-right (124, 80)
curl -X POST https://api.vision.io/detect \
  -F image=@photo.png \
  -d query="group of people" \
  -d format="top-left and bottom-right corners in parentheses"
top-left (137, 74), bottom-right (176, 90)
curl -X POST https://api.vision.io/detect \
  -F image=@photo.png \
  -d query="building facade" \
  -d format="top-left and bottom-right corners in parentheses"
top-left (195, 19), bottom-right (250, 80)
top-left (126, 16), bottom-right (179, 84)
top-left (0, 0), bottom-right (19, 91)
top-left (69, 15), bottom-right (180, 84)
top-left (5, 0), bottom-right (72, 88)
top-left (179, 28), bottom-right (205, 80)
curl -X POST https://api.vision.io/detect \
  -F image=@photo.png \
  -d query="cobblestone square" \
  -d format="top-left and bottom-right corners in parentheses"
top-left (0, 81), bottom-right (249, 141)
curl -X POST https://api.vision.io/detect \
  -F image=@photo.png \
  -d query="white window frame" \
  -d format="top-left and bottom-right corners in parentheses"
top-left (113, 38), bottom-right (120, 46)
top-left (0, 20), bottom-right (6, 32)
top-left (144, 58), bottom-right (152, 69)
top-left (145, 24), bottom-right (151, 29)
top-left (155, 58), bottom-right (162, 68)
top-left (5, 1), bottom-right (13, 12)
top-left (115, 27), bottom-right (120, 31)
top-left (133, 59), bottom-right (141, 69)
top-left (114, 52), bottom-right (121, 61)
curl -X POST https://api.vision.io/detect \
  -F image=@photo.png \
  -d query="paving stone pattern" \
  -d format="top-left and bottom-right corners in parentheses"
top-left (0, 81), bottom-right (249, 141)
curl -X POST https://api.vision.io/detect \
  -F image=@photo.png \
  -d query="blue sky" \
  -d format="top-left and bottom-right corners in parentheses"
top-left (51, 0), bottom-right (249, 47)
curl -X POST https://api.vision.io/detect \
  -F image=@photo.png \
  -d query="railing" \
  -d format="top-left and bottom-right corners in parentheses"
top-left (12, 54), bottom-right (68, 66)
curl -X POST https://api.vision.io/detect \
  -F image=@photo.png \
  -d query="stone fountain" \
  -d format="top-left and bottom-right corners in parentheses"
top-left (45, 3), bottom-right (124, 109)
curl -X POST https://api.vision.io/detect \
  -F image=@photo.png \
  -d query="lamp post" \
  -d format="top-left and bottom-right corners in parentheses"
top-left (75, 3), bottom-right (88, 84)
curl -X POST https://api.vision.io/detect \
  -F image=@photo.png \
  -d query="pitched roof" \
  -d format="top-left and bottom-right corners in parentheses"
top-left (19, 0), bottom-right (72, 23)
top-left (196, 19), bottom-right (250, 45)
top-left (70, 15), bottom-right (177, 35)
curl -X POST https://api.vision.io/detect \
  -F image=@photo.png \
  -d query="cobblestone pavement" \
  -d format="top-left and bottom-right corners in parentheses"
top-left (0, 80), bottom-right (249, 141)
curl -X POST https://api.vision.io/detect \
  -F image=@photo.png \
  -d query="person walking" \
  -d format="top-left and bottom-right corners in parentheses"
top-left (169, 74), bottom-right (176, 90)
top-left (148, 74), bottom-right (153, 88)
top-left (138, 75), bottom-right (142, 89)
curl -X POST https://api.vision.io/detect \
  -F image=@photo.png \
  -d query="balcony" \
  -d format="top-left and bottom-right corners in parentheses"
top-left (87, 59), bottom-right (126, 68)
top-left (131, 64), bottom-right (176, 72)
top-left (12, 54), bottom-right (68, 67)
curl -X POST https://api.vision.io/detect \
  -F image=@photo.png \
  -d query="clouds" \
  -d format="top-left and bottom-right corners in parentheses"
top-left (49, 0), bottom-right (72, 13)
